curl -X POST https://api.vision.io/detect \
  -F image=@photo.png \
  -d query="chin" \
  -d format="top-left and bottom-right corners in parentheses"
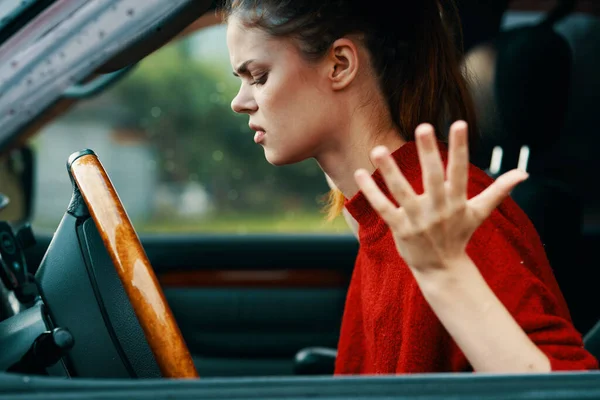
top-left (263, 147), bottom-right (303, 166)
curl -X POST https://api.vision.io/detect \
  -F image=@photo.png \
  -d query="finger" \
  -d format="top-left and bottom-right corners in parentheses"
top-left (447, 121), bottom-right (469, 202)
top-left (369, 145), bottom-right (418, 213)
top-left (354, 168), bottom-right (399, 224)
top-left (469, 169), bottom-right (529, 221)
top-left (415, 124), bottom-right (446, 209)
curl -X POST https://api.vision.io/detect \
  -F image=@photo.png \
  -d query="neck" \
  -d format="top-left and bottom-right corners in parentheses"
top-left (316, 120), bottom-right (406, 200)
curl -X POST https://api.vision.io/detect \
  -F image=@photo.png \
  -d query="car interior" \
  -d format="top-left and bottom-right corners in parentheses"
top-left (0, 0), bottom-right (599, 398)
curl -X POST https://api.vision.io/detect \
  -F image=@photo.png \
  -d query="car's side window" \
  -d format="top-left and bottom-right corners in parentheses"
top-left (30, 25), bottom-right (350, 234)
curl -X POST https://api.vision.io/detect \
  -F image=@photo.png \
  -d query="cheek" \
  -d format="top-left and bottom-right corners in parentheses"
top-left (258, 71), bottom-right (336, 140)
top-left (257, 88), bottom-right (278, 115)
top-left (258, 82), bottom-right (303, 126)
top-left (261, 75), bottom-right (295, 106)
top-left (261, 67), bottom-right (315, 110)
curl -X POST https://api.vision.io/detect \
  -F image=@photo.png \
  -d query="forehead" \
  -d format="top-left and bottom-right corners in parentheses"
top-left (226, 16), bottom-right (288, 65)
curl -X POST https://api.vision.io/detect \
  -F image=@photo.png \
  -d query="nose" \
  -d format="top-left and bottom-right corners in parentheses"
top-left (231, 84), bottom-right (257, 114)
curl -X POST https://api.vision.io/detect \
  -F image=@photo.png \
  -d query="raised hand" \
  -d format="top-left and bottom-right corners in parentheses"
top-left (354, 120), bottom-right (529, 274)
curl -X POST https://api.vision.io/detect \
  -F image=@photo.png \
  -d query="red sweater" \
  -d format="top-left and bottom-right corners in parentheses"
top-left (334, 141), bottom-right (598, 374)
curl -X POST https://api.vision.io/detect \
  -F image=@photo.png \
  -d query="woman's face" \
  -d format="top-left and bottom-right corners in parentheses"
top-left (227, 15), bottom-right (341, 166)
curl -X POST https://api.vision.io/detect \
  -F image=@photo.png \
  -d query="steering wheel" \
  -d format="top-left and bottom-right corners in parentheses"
top-left (68, 151), bottom-right (198, 379)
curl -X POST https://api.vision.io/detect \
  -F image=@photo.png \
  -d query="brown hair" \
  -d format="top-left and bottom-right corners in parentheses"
top-left (220, 0), bottom-right (478, 220)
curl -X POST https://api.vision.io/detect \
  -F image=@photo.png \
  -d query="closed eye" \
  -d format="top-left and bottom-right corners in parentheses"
top-left (250, 73), bottom-right (268, 86)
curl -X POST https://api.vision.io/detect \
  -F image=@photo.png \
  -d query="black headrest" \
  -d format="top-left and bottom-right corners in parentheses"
top-left (493, 24), bottom-right (572, 150)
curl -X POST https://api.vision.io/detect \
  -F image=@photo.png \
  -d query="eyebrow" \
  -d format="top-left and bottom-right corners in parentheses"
top-left (232, 59), bottom-right (256, 77)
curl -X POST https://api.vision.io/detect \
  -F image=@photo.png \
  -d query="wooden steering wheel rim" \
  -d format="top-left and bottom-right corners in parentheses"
top-left (68, 150), bottom-right (198, 379)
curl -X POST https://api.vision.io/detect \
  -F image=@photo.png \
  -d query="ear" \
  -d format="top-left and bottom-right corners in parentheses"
top-left (327, 38), bottom-right (359, 91)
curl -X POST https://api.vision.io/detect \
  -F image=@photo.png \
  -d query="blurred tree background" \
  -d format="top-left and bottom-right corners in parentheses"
top-left (56, 27), bottom-right (348, 233)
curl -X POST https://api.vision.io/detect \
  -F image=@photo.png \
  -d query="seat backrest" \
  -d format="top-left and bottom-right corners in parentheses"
top-left (470, 21), bottom-right (572, 174)
top-left (463, 11), bottom-right (600, 334)
top-left (554, 12), bottom-right (600, 339)
top-left (552, 13), bottom-right (600, 212)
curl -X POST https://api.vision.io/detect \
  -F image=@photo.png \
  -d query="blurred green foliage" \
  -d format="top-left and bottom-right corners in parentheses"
top-left (68, 31), bottom-right (346, 232)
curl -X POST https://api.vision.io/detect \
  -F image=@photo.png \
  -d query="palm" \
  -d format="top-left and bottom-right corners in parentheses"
top-left (354, 121), bottom-right (528, 272)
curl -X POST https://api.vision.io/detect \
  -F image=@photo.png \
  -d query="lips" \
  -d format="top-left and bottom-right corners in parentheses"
top-left (249, 123), bottom-right (265, 132)
top-left (254, 130), bottom-right (266, 144)
top-left (249, 123), bottom-right (266, 144)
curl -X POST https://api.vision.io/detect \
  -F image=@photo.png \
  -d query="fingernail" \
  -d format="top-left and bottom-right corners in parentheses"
top-left (452, 120), bottom-right (468, 131)
top-left (372, 145), bottom-right (389, 154)
top-left (355, 168), bottom-right (367, 177)
top-left (371, 146), bottom-right (389, 160)
top-left (415, 123), bottom-right (433, 137)
top-left (416, 126), bottom-right (435, 149)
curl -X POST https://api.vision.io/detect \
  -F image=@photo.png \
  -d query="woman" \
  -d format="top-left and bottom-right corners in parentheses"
top-left (221, 0), bottom-right (598, 373)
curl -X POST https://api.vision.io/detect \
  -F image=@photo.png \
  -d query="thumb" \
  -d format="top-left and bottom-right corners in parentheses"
top-left (469, 169), bottom-right (529, 222)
